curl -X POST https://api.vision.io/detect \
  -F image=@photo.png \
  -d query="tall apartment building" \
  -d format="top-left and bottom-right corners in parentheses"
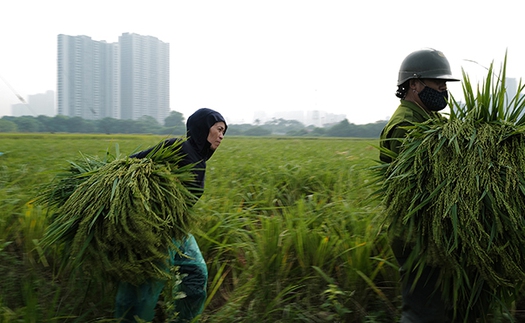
top-left (57, 33), bottom-right (169, 124)
top-left (119, 33), bottom-right (170, 124)
top-left (57, 34), bottom-right (120, 120)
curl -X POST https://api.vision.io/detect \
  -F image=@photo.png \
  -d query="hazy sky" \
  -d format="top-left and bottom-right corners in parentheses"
top-left (1, 0), bottom-right (524, 125)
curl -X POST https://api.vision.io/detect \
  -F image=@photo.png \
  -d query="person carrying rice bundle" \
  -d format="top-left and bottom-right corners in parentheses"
top-left (379, 47), bottom-right (525, 322)
top-left (379, 48), bottom-right (460, 322)
top-left (114, 108), bottom-right (227, 322)
top-left (36, 108), bottom-right (227, 322)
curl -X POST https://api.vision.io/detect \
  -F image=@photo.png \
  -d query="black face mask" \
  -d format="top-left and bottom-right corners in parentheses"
top-left (418, 86), bottom-right (449, 111)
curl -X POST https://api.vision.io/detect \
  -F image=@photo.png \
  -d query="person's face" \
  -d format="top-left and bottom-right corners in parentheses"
top-left (409, 78), bottom-right (448, 111)
top-left (417, 79), bottom-right (448, 92)
top-left (207, 121), bottom-right (226, 150)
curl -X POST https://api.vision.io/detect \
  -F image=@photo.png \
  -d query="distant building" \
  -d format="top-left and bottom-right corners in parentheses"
top-left (12, 90), bottom-right (55, 117)
top-left (11, 103), bottom-right (28, 117)
top-left (305, 110), bottom-right (346, 127)
top-left (57, 33), bottom-right (169, 124)
top-left (57, 35), bottom-right (119, 120)
top-left (29, 90), bottom-right (55, 116)
top-left (273, 110), bottom-right (305, 123)
top-left (119, 33), bottom-right (170, 124)
top-left (254, 109), bottom-right (346, 127)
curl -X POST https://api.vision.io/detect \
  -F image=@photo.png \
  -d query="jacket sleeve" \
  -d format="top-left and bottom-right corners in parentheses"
top-left (380, 121), bottom-right (412, 163)
top-left (388, 122), bottom-right (412, 156)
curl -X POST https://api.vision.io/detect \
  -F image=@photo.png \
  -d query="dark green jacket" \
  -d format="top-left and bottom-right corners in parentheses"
top-left (379, 100), bottom-right (437, 163)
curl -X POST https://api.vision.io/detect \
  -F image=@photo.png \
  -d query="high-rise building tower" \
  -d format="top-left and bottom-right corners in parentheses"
top-left (57, 33), bottom-right (168, 124)
top-left (57, 34), bottom-right (119, 120)
top-left (119, 33), bottom-right (170, 124)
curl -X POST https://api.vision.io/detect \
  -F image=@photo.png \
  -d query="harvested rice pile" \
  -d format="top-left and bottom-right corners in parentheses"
top-left (37, 141), bottom-right (198, 285)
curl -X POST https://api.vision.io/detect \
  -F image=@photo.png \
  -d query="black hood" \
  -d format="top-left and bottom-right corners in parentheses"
top-left (186, 108), bottom-right (227, 161)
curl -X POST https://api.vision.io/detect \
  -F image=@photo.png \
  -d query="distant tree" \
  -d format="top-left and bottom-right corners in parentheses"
top-left (117, 119), bottom-right (140, 134)
top-left (97, 117), bottom-right (119, 134)
top-left (222, 126), bottom-right (243, 136)
top-left (0, 115), bottom-right (386, 137)
top-left (50, 115), bottom-right (71, 133)
top-left (243, 126), bottom-right (271, 136)
top-left (67, 116), bottom-right (96, 133)
top-left (325, 119), bottom-right (358, 137)
top-left (310, 127), bottom-right (326, 136)
top-left (13, 116), bottom-right (41, 132)
top-left (161, 111), bottom-right (185, 135)
top-left (357, 121), bottom-right (387, 138)
top-left (36, 115), bottom-right (55, 132)
top-left (226, 124), bottom-right (254, 136)
top-left (325, 120), bottom-right (386, 138)
top-left (157, 126), bottom-right (185, 136)
top-left (286, 129), bottom-right (309, 136)
top-left (264, 118), bottom-right (305, 134)
top-left (136, 115), bottom-right (162, 133)
top-left (164, 111), bottom-right (185, 128)
top-left (0, 119), bottom-right (17, 132)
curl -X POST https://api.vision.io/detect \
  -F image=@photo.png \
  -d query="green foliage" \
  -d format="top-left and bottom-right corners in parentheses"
top-left (1, 134), bottom-right (401, 322)
top-left (0, 119), bottom-right (17, 132)
top-left (1, 114), bottom-right (178, 135)
top-left (450, 52), bottom-right (525, 125)
top-left (164, 110), bottom-right (185, 128)
top-left (1, 115), bottom-right (389, 138)
top-left (241, 126), bottom-right (272, 136)
top-left (263, 118), bottom-right (305, 134)
top-left (195, 137), bottom-right (398, 322)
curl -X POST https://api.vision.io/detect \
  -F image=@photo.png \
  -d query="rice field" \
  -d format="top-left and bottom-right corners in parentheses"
top-left (0, 133), bottom-right (400, 322)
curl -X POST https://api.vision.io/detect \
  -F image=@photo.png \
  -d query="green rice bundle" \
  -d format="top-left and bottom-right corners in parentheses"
top-left (376, 54), bottom-right (525, 319)
top-left (37, 151), bottom-right (112, 211)
top-left (38, 140), bottom-right (198, 285)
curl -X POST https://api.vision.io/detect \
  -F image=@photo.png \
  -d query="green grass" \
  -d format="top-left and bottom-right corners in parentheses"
top-left (0, 134), bottom-right (398, 322)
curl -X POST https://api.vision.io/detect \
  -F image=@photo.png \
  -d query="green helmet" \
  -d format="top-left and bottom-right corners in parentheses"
top-left (397, 49), bottom-right (459, 85)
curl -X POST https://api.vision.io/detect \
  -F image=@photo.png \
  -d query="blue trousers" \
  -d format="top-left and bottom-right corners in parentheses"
top-left (115, 235), bottom-right (208, 322)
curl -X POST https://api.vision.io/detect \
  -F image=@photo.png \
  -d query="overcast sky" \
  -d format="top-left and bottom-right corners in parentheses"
top-left (1, 0), bottom-right (524, 125)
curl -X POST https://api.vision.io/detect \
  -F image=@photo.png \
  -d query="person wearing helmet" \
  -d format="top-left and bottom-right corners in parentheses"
top-left (380, 48), bottom-right (459, 163)
top-left (380, 49), bottom-right (459, 322)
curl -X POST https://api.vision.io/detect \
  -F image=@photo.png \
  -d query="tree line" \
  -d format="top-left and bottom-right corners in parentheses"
top-left (0, 112), bottom-right (387, 138)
